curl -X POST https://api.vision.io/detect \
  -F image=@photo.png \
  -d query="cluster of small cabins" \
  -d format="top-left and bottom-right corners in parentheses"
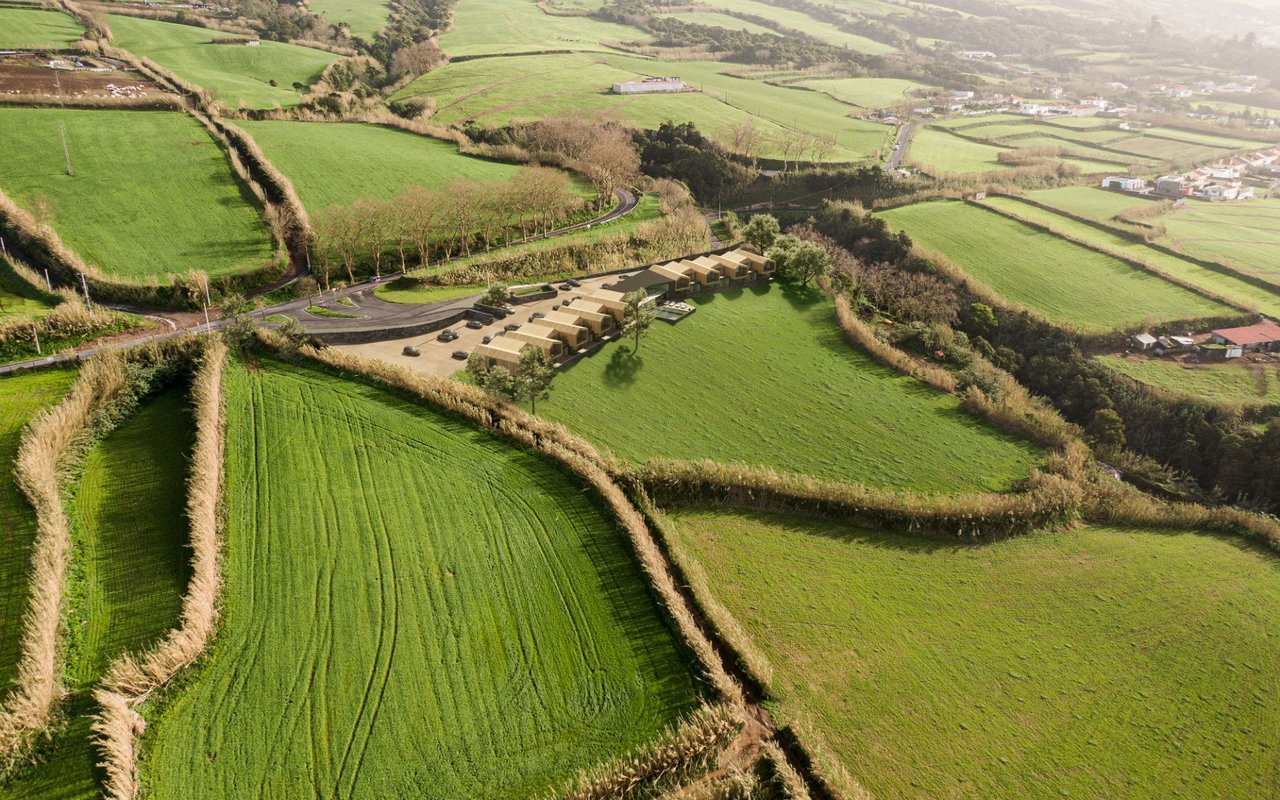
top-left (1101, 146), bottom-right (1280, 201)
top-left (1132, 320), bottom-right (1280, 361)
top-left (471, 248), bottom-right (773, 372)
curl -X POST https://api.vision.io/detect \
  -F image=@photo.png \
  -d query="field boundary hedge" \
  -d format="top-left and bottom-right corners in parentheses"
top-left (0, 339), bottom-right (199, 770)
top-left (92, 340), bottom-right (226, 800)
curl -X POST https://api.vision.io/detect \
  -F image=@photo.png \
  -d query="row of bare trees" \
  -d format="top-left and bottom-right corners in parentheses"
top-left (311, 166), bottom-right (584, 285)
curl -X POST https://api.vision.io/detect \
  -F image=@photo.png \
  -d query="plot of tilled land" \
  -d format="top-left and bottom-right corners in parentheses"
top-left (0, 59), bottom-right (157, 99)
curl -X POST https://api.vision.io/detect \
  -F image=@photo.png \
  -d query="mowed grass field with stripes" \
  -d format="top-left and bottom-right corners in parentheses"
top-left (141, 360), bottom-right (702, 799)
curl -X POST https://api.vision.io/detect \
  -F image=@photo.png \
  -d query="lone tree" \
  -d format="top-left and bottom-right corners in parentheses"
top-left (516, 345), bottom-right (556, 414)
top-left (1087, 407), bottom-right (1126, 456)
top-left (466, 351), bottom-right (519, 404)
top-left (767, 235), bottom-right (830, 287)
top-left (621, 290), bottom-right (656, 354)
top-left (481, 283), bottom-right (511, 306)
top-left (742, 214), bottom-right (780, 251)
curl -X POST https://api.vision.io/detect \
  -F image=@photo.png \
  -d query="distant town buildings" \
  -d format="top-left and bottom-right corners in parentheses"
top-left (611, 77), bottom-right (685, 94)
top-left (1099, 145), bottom-right (1278, 203)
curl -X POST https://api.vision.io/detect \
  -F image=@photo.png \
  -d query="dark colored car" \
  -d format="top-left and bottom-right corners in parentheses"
top-left (504, 323), bottom-right (520, 332)
top-left (529, 312), bottom-right (546, 321)
top-left (558, 283), bottom-right (573, 291)
top-left (451, 350), bottom-right (468, 360)
top-left (402, 345), bottom-right (421, 357)
top-left (437, 329), bottom-right (459, 342)
top-left (465, 319), bottom-right (484, 330)
top-left (566, 278), bottom-right (581, 287)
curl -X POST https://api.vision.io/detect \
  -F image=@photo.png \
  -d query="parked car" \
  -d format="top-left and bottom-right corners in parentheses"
top-left (451, 350), bottom-right (468, 361)
top-left (481, 335), bottom-right (492, 344)
top-left (558, 283), bottom-right (573, 291)
top-left (402, 345), bottom-right (420, 357)
top-left (437, 329), bottom-right (459, 342)
top-left (465, 319), bottom-right (484, 330)
top-left (529, 312), bottom-right (545, 321)
top-left (566, 278), bottom-right (581, 287)
top-left (504, 323), bottom-right (520, 331)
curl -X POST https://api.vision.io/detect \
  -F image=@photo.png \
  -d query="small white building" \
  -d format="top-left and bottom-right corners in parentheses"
top-left (1101, 176), bottom-right (1145, 192)
top-left (612, 77), bottom-right (684, 94)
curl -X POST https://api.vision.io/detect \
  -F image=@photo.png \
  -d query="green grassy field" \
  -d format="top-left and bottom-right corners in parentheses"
top-left (658, 10), bottom-right (779, 36)
top-left (542, 284), bottom-right (1042, 492)
top-left (399, 53), bottom-right (889, 161)
top-left (1162, 199), bottom-right (1280, 285)
top-left (107, 15), bottom-right (338, 108)
top-left (0, 369), bottom-right (75, 699)
top-left (141, 359), bottom-right (701, 799)
top-left (0, 260), bottom-right (59, 321)
top-left (0, 108), bottom-right (274, 281)
top-left (879, 201), bottom-right (1235, 330)
top-left (440, 0), bottom-right (649, 56)
top-left (906, 127), bottom-right (1011, 173)
top-left (0, 387), bottom-right (192, 800)
top-left (667, 509), bottom-right (1280, 799)
top-left (1099, 354), bottom-right (1280, 405)
top-left (1026, 185), bottom-right (1160, 221)
top-left (0, 8), bottom-right (82, 48)
top-left (979, 196), bottom-right (1280, 317)
top-left (700, 0), bottom-right (895, 53)
top-left (236, 120), bottom-right (562, 211)
top-left (796, 77), bottom-right (936, 109)
top-left (306, 0), bottom-right (391, 40)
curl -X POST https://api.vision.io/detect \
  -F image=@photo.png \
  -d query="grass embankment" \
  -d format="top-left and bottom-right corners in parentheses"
top-left (107, 15), bottom-right (338, 109)
top-left (141, 359), bottom-right (701, 799)
top-left (542, 284), bottom-right (1043, 493)
top-left (668, 508), bottom-right (1280, 799)
top-left (1099, 354), bottom-right (1280, 406)
top-left (0, 8), bottom-right (82, 48)
top-left (979, 195), bottom-right (1280, 317)
top-left (0, 388), bottom-right (192, 800)
top-left (878, 201), bottom-right (1235, 331)
top-left (396, 52), bottom-right (890, 161)
top-left (699, 0), bottom-right (894, 53)
top-left (235, 120), bottom-right (588, 211)
top-left (0, 108), bottom-right (274, 281)
top-left (305, 0), bottom-right (391, 40)
top-left (0, 261), bottom-right (59, 321)
top-left (796, 77), bottom-right (935, 108)
top-left (0, 369), bottom-right (75, 699)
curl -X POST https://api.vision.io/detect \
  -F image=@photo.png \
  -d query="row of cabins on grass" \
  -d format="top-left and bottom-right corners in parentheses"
top-left (470, 248), bottom-right (774, 372)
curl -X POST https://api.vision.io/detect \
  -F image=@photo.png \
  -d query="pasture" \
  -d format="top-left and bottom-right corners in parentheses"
top-left (107, 15), bottom-right (337, 108)
top-left (141, 360), bottom-right (701, 799)
top-left (0, 387), bottom-right (192, 800)
top-left (699, 0), bottom-right (895, 53)
top-left (906, 127), bottom-right (1010, 173)
top-left (667, 509), bottom-right (1280, 799)
top-left (236, 120), bottom-right (559, 211)
top-left (1026, 185), bottom-right (1160, 221)
top-left (658, 11), bottom-right (779, 36)
top-left (1161, 199), bottom-right (1280, 286)
top-left (0, 108), bottom-right (274, 281)
top-left (305, 0), bottom-right (391, 40)
top-left (541, 284), bottom-right (1043, 493)
top-left (879, 201), bottom-right (1235, 330)
top-left (399, 53), bottom-right (890, 161)
top-left (440, 0), bottom-right (650, 56)
top-left (0, 369), bottom-right (74, 699)
top-left (1099, 355), bottom-right (1280, 406)
top-left (796, 76), bottom-right (936, 109)
top-left (979, 196), bottom-right (1280, 317)
top-left (0, 8), bottom-right (82, 49)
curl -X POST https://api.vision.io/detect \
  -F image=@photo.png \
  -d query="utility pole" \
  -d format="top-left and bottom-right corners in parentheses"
top-left (79, 272), bottom-right (90, 306)
top-left (31, 322), bottom-right (40, 355)
top-left (43, 269), bottom-right (51, 292)
top-left (202, 273), bottom-right (211, 329)
top-left (60, 124), bottom-right (73, 177)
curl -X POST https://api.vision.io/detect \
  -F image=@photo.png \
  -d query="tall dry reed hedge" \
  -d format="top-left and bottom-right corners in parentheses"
top-left (92, 340), bottom-right (226, 800)
top-left (0, 340), bottom-right (201, 770)
top-left (0, 356), bottom-right (129, 767)
top-left (548, 704), bottom-right (741, 800)
top-left (636, 459), bottom-right (1081, 540)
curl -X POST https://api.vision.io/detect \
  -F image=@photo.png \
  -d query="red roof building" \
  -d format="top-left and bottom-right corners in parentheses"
top-left (1211, 321), bottom-right (1280, 349)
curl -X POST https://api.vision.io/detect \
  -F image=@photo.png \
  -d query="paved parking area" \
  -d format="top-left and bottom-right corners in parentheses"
top-left (336, 273), bottom-right (628, 379)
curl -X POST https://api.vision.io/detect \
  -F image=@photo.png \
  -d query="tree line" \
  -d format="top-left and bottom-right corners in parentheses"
top-left (311, 166), bottom-right (585, 284)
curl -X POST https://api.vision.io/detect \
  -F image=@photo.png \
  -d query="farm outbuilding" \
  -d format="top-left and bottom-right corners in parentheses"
top-left (1131, 333), bottom-right (1158, 350)
top-left (1210, 321), bottom-right (1280, 353)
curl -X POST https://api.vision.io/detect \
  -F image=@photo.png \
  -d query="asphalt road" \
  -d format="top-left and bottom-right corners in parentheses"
top-left (884, 122), bottom-right (918, 171)
top-left (0, 187), bottom-right (641, 375)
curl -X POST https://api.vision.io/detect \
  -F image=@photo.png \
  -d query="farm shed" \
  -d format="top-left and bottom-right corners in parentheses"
top-left (505, 328), bottom-right (565, 358)
top-left (1132, 333), bottom-right (1158, 350)
top-left (530, 312), bottom-right (592, 348)
top-left (612, 77), bottom-right (684, 94)
top-left (565, 301), bottom-right (617, 335)
top-left (474, 337), bottom-right (526, 371)
top-left (1210, 321), bottom-right (1280, 353)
